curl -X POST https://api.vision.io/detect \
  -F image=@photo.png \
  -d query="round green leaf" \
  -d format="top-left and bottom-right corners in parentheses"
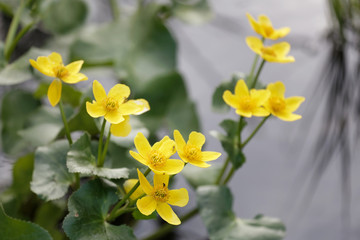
top-left (172, 0), bottom-right (214, 25)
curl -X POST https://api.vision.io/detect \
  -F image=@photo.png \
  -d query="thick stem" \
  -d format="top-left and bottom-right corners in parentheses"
top-left (59, 100), bottom-right (73, 145)
top-left (97, 119), bottom-right (106, 167)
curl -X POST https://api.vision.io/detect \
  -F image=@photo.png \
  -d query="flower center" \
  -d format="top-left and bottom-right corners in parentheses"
top-left (269, 96), bottom-right (286, 112)
top-left (260, 47), bottom-right (277, 57)
top-left (148, 150), bottom-right (167, 168)
top-left (103, 97), bottom-right (119, 112)
top-left (184, 145), bottom-right (201, 162)
top-left (53, 65), bottom-right (69, 79)
top-left (153, 184), bottom-right (169, 202)
top-left (239, 96), bottom-right (253, 111)
top-left (263, 25), bottom-right (274, 37)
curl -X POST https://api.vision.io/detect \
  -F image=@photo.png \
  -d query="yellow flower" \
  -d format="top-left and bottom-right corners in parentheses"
top-left (110, 99), bottom-right (150, 137)
top-left (173, 130), bottom-right (221, 168)
top-left (246, 36), bottom-right (295, 63)
top-left (29, 52), bottom-right (88, 107)
top-left (136, 169), bottom-right (188, 225)
top-left (263, 81), bottom-right (305, 121)
top-left (123, 179), bottom-right (144, 200)
top-left (130, 133), bottom-right (184, 175)
top-left (246, 13), bottom-right (290, 40)
top-left (223, 79), bottom-right (270, 118)
top-left (86, 80), bottom-right (144, 124)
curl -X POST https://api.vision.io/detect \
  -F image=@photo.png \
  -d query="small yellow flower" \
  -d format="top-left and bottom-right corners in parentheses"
top-left (246, 13), bottom-right (290, 40)
top-left (29, 52), bottom-right (88, 107)
top-left (86, 80), bottom-right (144, 124)
top-left (246, 36), bottom-right (295, 63)
top-left (110, 99), bottom-right (150, 137)
top-left (223, 79), bottom-right (270, 118)
top-left (174, 130), bottom-right (221, 168)
top-left (263, 81), bottom-right (305, 121)
top-left (123, 179), bottom-right (144, 200)
top-left (136, 169), bottom-right (189, 225)
top-left (130, 133), bottom-right (184, 175)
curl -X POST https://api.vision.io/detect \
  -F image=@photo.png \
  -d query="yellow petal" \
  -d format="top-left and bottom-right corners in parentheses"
top-left (188, 131), bottom-right (205, 149)
top-left (129, 151), bottom-right (148, 166)
top-left (29, 58), bottom-right (54, 77)
top-left (271, 27), bottom-right (290, 40)
top-left (156, 203), bottom-right (180, 225)
top-left (223, 91), bottom-right (239, 109)
top-left (137, 196), bottom-right (157, 216)
top-left (173, 130), bottom-right (186, 156)
top-left (235, 109), bottom-right (252, 118)
top-left (189, 160), bottom-right (211, 168)
top-left (65, 60), bottom-right (84, 74)
top-left (124, 179), bottom-right (144, 200)
top-left (270, 42), bottom-right (291, 57)
top-left (158, 139), bottom-right (176, 159)
top-left (250, 89), bottom-right (270, 105)
top-left (110, 116), bottom-right (131, 137)
top-left (108, 84), bottom-right (130, 101)
top-left (285, 96), bottom-right (305, 112)
top-left (118, 100), bottom-right (143, 115)
top-left (201, 151), bottom-right (221, 161)
top-left (137, 169), bottom-right (153, 195)
top-left (252, 107), bottom-right (270, 117)
top-left (267, 81), bottom-right (285, 97)
top-left (246, 36), bottom-right (263, 55)
top-left (154, 173), bottom-right (169, 187)
top-left (133, 99), bottom-right (150, 115)
top-left (258, 15), bottom-right (272, 27)
top-left (48, 79), bottom-right (62, 107)
top-left (134, 132), bottom-right (152, 158)
top-left (48, 52), bottom-right (63, 65)
top-left (104, 110), bottom-right (124, 124)
top-left (86, 101), bottom-right (106, 118)
top-left (62, 73), bottom-right (88, 84)
top-left (235, 79), bottom-right (249, 97)
top-left (275, 112), bottom-right (302, 122)
top-left (168, 188), bottom-right (189, 207)
top-left (246, 13), bottom-right (261, 35)
top-left (92, 80), bottom-right (107, 102)
top-left (153, 136), bottom-right (171, 150)
top-left (159, 159), bottom-right (184, 175)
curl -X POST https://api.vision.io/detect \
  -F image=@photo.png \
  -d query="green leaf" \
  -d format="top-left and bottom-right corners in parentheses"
top-left (67, 133), bottom-right (129, 179)
top-left (0, 204), bottom-right (52, 240)
top-left (31, 140), bottom-right (76, 201)
top-left (0, 48), bottom-right (51, 85)
top-left (63, 179), bottom-right (137, 240)
top-left (171, 0), bottom-right (213, 25)
top-left (1, 90), bottom-right (40, 156)
top-left (42, 0), bottom-right (88, 34)
top-left (182, 164), bottom-right (222, 189)
top-left (197, 185), bottom-right (285, 240)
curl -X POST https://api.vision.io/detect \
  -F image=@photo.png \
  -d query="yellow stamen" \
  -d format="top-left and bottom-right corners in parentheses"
top-left (239, 96), bottom-right (253, 111)
top-left (103, 97), bottom-right (119, 111)
top-left (53, 66), bottom-right (69, 79)
top-left (261, 47), bottom-right (277, 57)
top-left (184, 145), bottom-right (201, 162)
top-left (148, 150), bottom-right (166, 168)
top-left (269, 96), bottom-right (286, 112)
top-left (153, 184), bottom-right (169, 202)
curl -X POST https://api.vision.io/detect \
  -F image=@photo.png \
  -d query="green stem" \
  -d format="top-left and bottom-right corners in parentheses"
top-left (6, 21), bottom-right (35, 61)
top-left (250, 59), bottom-right (266, 89)
top-left (107, 168), bottom-right (151, 222)
top-left (59, 100), bottom-right (73, 145)
top-left (109, 0), bottom-right (119, 21)
top-left (97, 119), bottom-right (106, 167)
top-left (222, 166), bottom-right (236, 185)
top-left (99, 127), bottom-right (111, 167)
top-left (248, 54), bottom-right (259, 82)
top-left (142, 208), bottom-right (199, 240)
top-left (4, 0), bottom-right (26, 62)
top-left (241, 116), bottom-right (269, 148)
top-left (215, 157), bottom-right (230, 184)
top-left (237, 116), bottom-right (244, 147)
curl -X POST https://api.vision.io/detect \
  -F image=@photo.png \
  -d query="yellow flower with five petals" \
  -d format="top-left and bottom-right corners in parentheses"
top-left (29, 52), bottom-right (88, 107)
top-left (223, 79), bottom-right (270, 118)
top-left (130, 132), bottom-right (184, 175)
top-left (86, 80), bottom-right (145, 124)
top-left (174, 130), bottom-right (221, 168)
top-left (136, 169), bottom-right (189, 225)
top-left (246, 36), bottom-right (295, 63)
top-left (263, 81), bottom-right (305, 121)
top-left (246, 13), bottom-right (290, 40)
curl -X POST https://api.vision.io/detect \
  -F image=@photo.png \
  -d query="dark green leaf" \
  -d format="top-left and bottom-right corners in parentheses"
top-left (67, 133), bottom-right (129, 179)
top-left (0, 204), bottom-right (52, 240)
top-left (171, 0), bottom-right (213, 25)
top-left (42, 0), bottom-right (87, 34)
top-left (63, 179), bottom-right (137, 240)
top-left (31, 140), bottom-right (76, 201)
top-left (197, 185), bottom-right (285, 240)
top-left (182, 164), bottom-right (222, 189)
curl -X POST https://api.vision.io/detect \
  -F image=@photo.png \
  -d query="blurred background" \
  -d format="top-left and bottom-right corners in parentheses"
top-left (1, 0), bottom-right (360, 239)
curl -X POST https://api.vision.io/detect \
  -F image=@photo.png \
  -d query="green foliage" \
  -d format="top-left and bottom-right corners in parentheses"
top-left (63, 179), bottom-right (137, 240)
top-left (0, 204), bottom-right (52, 240)
top-left (182, 164), bottom-right (222, 188)
top-left (67, 133), bottom-right (129, 179)
top-left (196, 185), bottom-right (286, 240)
top-left (31, 140), bottom-right (76, 201)
top-left (171, 0), bottom-right (213, 24)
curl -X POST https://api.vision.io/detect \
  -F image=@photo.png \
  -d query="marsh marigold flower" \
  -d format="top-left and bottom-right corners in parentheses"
top-left (263, 81), bottom-right (305, 121)
top-left (174, 130), bottom-right (221, 168)
top-left (136, 169), bottom-right (189, 225)
top-left (86, 80), bottom-right (145, 124)
top-left (223, 79), bottom-right (270, 118)
top-left (123, 179), bottom-right (144, 200)
top-left (29, 52), bottom-right (88, 107)
top-left (246, 36), bottom-right (295, 63)
top-left (246, 13), bottom-right (290, 40)
top-left (130, 133), bottom-right (184, 175)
